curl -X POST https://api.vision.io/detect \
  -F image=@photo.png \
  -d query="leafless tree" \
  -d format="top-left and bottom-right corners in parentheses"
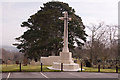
top-left (83, 22), bottom-right (118, 67)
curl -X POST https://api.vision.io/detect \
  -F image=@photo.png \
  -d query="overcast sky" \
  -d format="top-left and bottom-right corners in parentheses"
top-left (0, 0), bottom-right (119, 46)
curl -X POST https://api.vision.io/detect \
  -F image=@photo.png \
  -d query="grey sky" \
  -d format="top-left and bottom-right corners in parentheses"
top-left (0, 0), bottom-right (119, 46)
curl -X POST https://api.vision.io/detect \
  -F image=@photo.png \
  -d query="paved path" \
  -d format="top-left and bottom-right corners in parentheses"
top-left (2, 72), bottom-right (119, 80)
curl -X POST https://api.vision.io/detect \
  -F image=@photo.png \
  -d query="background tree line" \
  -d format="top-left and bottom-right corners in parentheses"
top-left (74, 23), bottom-right (119, 68)
top-left (1, 48), bottom-right (24, 63)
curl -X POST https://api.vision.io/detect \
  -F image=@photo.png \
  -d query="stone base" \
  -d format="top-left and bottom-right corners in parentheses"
top-left (41, 56), bottom-right (60, 65)
top-left (48, 52), bottom-right (80, 71)
top-left (59, 52), bottom-right (74, 64)
top-left (48, 62), bottom-right (80, 71)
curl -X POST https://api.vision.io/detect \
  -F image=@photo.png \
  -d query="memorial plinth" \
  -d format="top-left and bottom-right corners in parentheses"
top-left (48, 11), bottom-right (80, 71)
top-left (48, 52), bottom-right (80, 71)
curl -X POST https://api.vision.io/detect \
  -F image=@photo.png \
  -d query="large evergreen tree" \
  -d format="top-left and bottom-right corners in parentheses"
top-left (14, 1), bottom-right (87, 60)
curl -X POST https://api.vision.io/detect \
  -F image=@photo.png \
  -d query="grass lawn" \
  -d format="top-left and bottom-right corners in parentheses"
top-left (1, 64), bottom-right (119, 73)
top-left (82, 67), bottom-right (119, 73)
top-left (2, 64), bottom-right (60, 72)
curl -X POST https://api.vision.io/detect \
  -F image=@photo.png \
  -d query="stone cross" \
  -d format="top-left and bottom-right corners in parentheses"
top-left (59, 11), bottom-right (71, 52)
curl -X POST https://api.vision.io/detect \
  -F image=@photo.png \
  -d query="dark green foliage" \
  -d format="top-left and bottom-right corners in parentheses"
top-left (14, 1), bottom-right (87, 60)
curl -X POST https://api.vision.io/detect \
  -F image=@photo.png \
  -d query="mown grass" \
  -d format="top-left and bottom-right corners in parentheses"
top-left (82, 67), bottom-right (119, 73)
top-left (2, 64), bottom-right (60, 72)
top-left (1, 64), bottom-right (119, 73)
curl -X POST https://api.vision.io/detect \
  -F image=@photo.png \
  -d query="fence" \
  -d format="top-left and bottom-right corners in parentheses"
top-left (17, 63), bottom-right (119, 73)
top-left (1, 61), bottom-right (119, 73)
